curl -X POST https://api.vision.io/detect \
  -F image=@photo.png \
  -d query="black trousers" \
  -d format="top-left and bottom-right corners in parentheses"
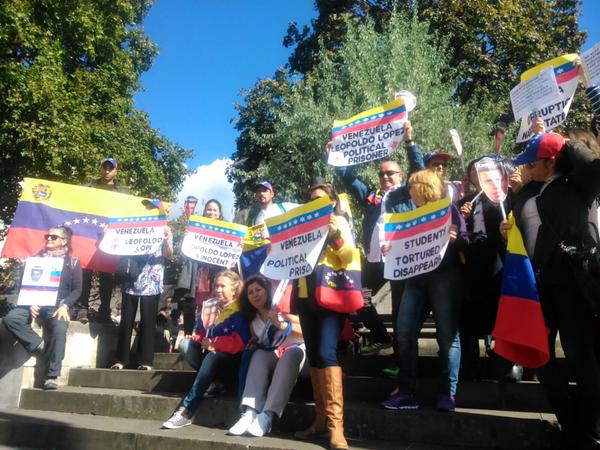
top-left (3, 307), bottom-right (68, 378)
top-left (116, 292), bottom-right (160, 366)
top-left (78, 269), bottom-right (113, 317)
top-left (355, 261), bottom-right (404, 349)
top-left (536, 283), bottom-right (600, 442)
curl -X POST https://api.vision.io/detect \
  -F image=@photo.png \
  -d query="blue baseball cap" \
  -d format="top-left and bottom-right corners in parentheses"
top-left (513, 133), bottom-right (565, 166)
top-left (101, 157), bottom-right (118, 169)
top-left (256, 181), bottom-right (274, 193)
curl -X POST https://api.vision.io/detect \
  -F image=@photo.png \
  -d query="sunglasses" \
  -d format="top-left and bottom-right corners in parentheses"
top-left (378, 170), bottom-right (401, 178)
top-left (44, 234), bottom-right (65, 241)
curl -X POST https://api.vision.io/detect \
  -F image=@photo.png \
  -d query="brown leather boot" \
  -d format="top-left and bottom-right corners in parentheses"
top-left (323, 366), bottom-right (348, 449)
top-left (295, 368), bottom-right (327, 439)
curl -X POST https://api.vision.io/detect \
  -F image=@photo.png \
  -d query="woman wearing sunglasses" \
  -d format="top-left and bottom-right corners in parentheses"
top-left (4, 226), bottom-right (82, 390)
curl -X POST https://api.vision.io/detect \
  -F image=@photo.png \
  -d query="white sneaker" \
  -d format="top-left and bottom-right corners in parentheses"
top-left (228, 409), bottom-right (256, 436)
top-left (247, 411), bottom-right (272, 437)
top-left (162, 408), bottom-right (192, 429)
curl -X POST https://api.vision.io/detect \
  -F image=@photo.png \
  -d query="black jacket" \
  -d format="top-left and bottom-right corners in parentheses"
top-left (512, 140), bottom-right (600, 286)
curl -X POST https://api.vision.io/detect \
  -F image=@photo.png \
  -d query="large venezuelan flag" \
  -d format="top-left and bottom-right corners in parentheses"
top-left (2, 178), bottom-right (166, 273)
top-left (491, 214), bottom-right (549, 368)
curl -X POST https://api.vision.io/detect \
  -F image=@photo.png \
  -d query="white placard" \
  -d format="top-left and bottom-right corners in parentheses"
top-left (449, 129), bottom-right (463, 156)
top-left (510, 67), bottom-right (560, 120)
top-left (581, 42), bottom-right (600, 87)
top-left (17, 257), bottom-right (64, 306)
top-left (99, 216), bottom-right (166, 256)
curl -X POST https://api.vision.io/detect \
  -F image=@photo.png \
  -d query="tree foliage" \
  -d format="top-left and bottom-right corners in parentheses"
top-left (229, 12), bottom-right (500, 211)
top-left (0, 0), bottom-right (192, 227)
top-left (284, 0), bottom-right (586, 106)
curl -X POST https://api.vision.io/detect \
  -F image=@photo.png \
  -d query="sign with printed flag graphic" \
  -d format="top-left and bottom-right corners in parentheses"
top-left (516, 54), bottom-right (580, 143)
top-left (492, 213), bottom-right (549, 368)
top-left (384, 198), bottom-right (452, 280)
top-left (17, 257), bottom-right (64, 306)
top-left (181, 215), bottom-right (247, 269)
top-left (99, 215), bottom-right (167, 256)
top-left (327, 96), bottom-right (411, 167)
top-left (261, 196), bottom-right (333, 280)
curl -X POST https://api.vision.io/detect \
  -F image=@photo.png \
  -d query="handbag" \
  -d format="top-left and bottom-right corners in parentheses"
top-left (313, 263), bottom-right (364, 313)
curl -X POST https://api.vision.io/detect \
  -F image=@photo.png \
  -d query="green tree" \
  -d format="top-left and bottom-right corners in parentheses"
top-left (229, 12), bottom-right (499, 214)
top-left (284, 1), bottom-right (586, 105)
top-left (0, 0), bottom-right (191, 227)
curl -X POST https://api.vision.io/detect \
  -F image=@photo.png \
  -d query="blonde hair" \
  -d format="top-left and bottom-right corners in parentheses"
top-left (408, 169), bottom-right (446, 204)
top-left (213, 270), bottom-right (243, 300)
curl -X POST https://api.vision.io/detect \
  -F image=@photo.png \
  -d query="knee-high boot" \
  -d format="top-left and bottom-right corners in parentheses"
top-left (323, 366), bottom-right (348, 449)
top-left (295, 367), bottom-right (327, 439)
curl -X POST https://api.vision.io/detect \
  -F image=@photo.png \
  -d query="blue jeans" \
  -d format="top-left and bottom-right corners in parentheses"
top-left (297, 298), bottom-right (345, 368)
top-left (396, 267), bottom-right (463, 397)
top-left (3, 306), bottom-right (68, 378)
top-left (179, 338), bottom-right (203, 370)
top-left (181, 350), bottom-right (240, 415)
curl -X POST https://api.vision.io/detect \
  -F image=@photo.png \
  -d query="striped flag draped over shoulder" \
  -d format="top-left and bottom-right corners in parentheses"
top-left (491, 213), bottom-right (549, 368)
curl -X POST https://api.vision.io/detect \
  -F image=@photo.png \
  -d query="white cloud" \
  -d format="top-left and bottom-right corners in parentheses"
top-left (170, 158), bottom-right (236, 221)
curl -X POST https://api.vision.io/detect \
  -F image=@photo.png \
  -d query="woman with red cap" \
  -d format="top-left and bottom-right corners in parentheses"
top-left (501, 131), bottom-right (600, 448)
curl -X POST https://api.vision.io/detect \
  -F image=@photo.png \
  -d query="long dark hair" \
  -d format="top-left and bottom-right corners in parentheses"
top-left (239, 275), bottom-right (272, 322)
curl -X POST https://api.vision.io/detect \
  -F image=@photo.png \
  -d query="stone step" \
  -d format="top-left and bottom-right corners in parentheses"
top-left (152, 351), bottom-right (547, 382)
top-left (1, 407), bottom-right (429, 450)
top-left (65, 367), bottom-right (552, 412)
top-left (17, 389), bottom-right (559, 449)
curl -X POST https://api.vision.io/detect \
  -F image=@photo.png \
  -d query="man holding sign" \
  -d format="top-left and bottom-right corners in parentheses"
top-left (329, 120), bottom-right (424, 357)
top-left (4, 226), bottom-right (82, 390)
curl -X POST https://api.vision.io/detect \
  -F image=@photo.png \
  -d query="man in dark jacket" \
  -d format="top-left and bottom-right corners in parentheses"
top-left (76, 157), bottom-right (128, 323)
top-left (4, 226), bottom-right (82, 390)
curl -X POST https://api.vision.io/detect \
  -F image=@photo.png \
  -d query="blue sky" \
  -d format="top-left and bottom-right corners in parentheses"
top-left (136, 1), bottom-right (599, 214)
top-left (135, 1), bottom-right (600, 172)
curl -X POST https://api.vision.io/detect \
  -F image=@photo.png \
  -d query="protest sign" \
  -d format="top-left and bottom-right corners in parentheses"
top-left (181, 216), bottom-right (247, 269)
top-left (581, 42), bottom-right (600, 87)
top-left (327, 96), bottom-right (410, 167)
top-left (510, 67), bottom-right (560, 120)
top-left (261, 196), bottom-right (332, 280)
top-left (17, 257), bottom-right (64, 306)
top-left (516, 54), bottom-right (580, 143)
top-left (384, 198), bottom-right (452, 280)
top-left (99, 215), bottom-right (167, 256)
top-left (475, 157), bottom-right (509, 205)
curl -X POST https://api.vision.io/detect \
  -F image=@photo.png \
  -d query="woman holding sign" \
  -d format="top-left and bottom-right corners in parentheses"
top-left (162, 270), bottom-right (250, 430)
top-left (111, 226), bottom-right (173, 371)
top-left (4, 226), bottom-right (82, 390)
top-left (294, 184), bottom-right (361, 450)
top-left (176, 198), bottom-right (226, 337)
top-left (229, 275), bottom-right (306, 437)
top-left (381, 169), bottom-right (468, 412)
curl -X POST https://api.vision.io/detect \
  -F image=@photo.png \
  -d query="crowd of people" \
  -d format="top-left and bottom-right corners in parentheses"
top-left (3, 72), bottom-right (600, 450)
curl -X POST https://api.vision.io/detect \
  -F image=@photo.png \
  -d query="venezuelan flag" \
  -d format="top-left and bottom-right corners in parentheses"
top-left (491, 214), bottom-right (549, 368)
top-left (520, 54), bottom-right (579, 84)
top-left (331, 97), bottom-right (407, 139)
top-left (266, 196), bottom-right (333, 245)
top-left (2, 178), bottom-right (166, 272)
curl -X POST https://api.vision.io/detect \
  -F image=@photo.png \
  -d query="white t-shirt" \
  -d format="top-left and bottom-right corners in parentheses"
top-left (253, 202), bottom-right (298, 226)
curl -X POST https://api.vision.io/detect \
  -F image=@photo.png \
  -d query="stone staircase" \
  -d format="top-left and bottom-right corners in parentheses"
top-left (0, 305), bottom-right (566, 450)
